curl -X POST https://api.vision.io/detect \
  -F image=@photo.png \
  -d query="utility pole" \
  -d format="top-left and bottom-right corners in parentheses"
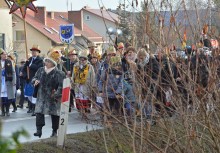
top-left (66, 0), bottom-right (69, 11)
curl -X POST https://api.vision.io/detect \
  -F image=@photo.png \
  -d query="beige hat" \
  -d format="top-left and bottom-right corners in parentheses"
top-left (79, 50), bottom-right (89, 59)
top-left (44, 48), bottom-right (62, 66)
top-left (0, 48), bottom-right (5, 55)
top-left (20, 59), bottom-right (26, 63)
top-left (117, 42), bottom-right (124, 49)
top-left (68, 49), bottom-right (78, 56)
top-left (107, 46), bottom-right (116, 55)
top-left (30, 45), bottom-right (41, 53)
top-left (8, 54), bottom-right (16, 61)
top-left (88, 42), bottom-right (97, 48)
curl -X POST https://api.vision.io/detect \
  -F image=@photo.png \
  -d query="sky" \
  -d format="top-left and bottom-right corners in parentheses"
top-left (34, 0), bottom-right (121, 11)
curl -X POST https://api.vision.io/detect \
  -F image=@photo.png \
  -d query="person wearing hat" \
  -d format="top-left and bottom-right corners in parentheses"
top-left (0, 48), bottom-right (16, 116)
top-left (87, 42), bottom-right (97, 62)
top-left (17, 59), bottom-right (27, 109)
top-left (98, 46), bottom-right (123, 115)
top-left (7, 54), bottom-right (20, 113)
top-left (136, 48), bottom-right (159, 124)
top-left (21, 45), bottom-right (43, 115)
top-left (72, 50), bottom-right (95, 117)
top-left (117, 42), bottom-right (124, 57)
top-left (32, 49), bottom-right (65, 138)
top-left (66, 49), bottom-right (78, 112)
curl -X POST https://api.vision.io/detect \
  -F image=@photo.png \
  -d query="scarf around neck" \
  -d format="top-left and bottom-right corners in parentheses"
top-left (44, 66), bottom-right (56, 74)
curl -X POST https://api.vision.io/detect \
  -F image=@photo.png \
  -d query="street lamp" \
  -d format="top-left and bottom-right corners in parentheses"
top-left (107, 27), bottom-right (123, 45)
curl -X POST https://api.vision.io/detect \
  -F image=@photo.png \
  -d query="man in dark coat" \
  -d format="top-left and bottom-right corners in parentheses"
top-left (65, 49), bottom-right (78, 112)
top-left (21, 45), bottom-right (43, 116)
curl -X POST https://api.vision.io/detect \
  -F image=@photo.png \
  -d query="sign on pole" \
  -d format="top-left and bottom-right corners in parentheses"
top-left (59, 24), bottom-right (74, 44)
top-left (57, 78), bottom-right (71, 147)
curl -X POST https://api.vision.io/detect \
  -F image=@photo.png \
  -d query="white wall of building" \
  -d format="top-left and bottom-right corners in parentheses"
top-left (13, 15), bottom-right (52, 62)
top-left (83, 11), bottom-right (117, 41)
top-left (0, 8), bottom-right (13, 51)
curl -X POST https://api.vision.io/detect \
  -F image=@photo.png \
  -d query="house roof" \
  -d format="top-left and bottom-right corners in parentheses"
top-left (13, 10), bottom-right (103, 44)
top-left (82, 7), bottom-right (119, 23)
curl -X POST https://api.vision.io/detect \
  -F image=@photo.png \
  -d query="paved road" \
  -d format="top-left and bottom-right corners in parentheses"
top-left (1, 107), bottom-right (101, 143)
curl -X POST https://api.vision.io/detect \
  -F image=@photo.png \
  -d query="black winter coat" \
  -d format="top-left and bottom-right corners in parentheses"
top-left (22, 56), bottom-right (43, 82)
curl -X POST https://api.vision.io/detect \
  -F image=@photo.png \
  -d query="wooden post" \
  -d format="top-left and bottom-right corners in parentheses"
top-left (23, 18), bottom-right (29, 79)
top-left (57, 78), bottom-right (71, 147)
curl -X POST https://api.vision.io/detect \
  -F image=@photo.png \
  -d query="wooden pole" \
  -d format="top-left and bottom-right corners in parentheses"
top-left (23, 17), bottom-right (29, 79)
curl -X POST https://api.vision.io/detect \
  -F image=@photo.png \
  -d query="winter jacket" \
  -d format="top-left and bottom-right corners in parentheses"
top-left (190, 54), bottom-right (209, 88)
top-left (137, 57), bottom-right (159, 93)
top-left (98, 62), bottom-right (123, 98)
top-left (0, 60), bottom-right (16, 99)
top-left (22, 56), bottom-right (43, 82)
top-left (32, 67), bottom-right (65, 116)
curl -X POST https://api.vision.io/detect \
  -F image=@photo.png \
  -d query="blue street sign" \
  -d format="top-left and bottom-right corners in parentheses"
top-left (59, 24), bottom-right (74, 44)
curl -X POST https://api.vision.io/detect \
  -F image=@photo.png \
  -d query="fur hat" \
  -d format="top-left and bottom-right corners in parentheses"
top-left (30, 45), bottom-right (41, 53)
top-left (44, 48), bottom-right (62, 66)
top-left (137, 48), bottom-right (148, 57)
top-left (79, 50), bottom-right (89, 59)
top-left (107, 46), bottom-right (116, 55)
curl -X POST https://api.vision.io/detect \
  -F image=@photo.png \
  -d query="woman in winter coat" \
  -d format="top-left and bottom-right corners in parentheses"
top-left (136, 48), bottom-right (159, 124)
top-left (72, 50), bottom-right (95, 116)
top-left (0, 49), bottom-right (16, 116)
top-left (32, 49), bottom-right (65, 138)
top-left (8, 54), bottom-right (19, 113)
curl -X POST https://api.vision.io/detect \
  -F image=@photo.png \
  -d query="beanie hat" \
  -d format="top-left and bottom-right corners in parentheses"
top-left (44, 48), bottom-right (62, 66)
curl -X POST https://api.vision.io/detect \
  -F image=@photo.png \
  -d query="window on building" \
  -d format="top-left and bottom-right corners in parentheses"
top-left (86, 15), bottom-right (90, 21)
top-left (0, 34), bottom-right (5, 49)
top-left (16, 31), bottom-right (25, 41)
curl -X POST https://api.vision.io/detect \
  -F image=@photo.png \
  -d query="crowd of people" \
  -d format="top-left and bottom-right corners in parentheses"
top-left (0, 35), bottom-right (218, 138)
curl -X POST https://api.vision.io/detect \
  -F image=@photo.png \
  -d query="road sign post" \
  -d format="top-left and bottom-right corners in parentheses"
top-left (57, 78), bottom-right (71, 147)
top-left (59, 24), bottom-right (74, 44)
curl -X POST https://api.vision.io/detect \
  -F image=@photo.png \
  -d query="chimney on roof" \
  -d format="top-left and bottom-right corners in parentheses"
top-left (68, 10), bottom-right (84, 31)
top-left (35, 7), bottom-right (47, 25)
top-left (47, 12), bottom-right (54, 20)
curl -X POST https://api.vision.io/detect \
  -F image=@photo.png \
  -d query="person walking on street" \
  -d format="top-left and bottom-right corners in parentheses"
top-left (0, 49), bottom-right (16, 116)
top-left (17, 59), bottom-right (26, 109)
top-left (32, 49), bottom-right (65, 138)
top-left (72, 50), bottom-right (95, 117)
top-left (21, 45), bottom-right (43, 116)
top-left (8, 54), bottom-right (19, 113)
top-left (65, 49), bottom-right (78, 112)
